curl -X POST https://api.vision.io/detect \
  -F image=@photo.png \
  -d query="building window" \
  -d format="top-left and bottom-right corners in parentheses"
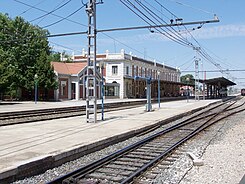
top-left (126, 66), bottom-right (129, 75)
top-left (105, 85), bottom-right (120, 97)
top-left (142, 68), bottom-right (145, 77)
top-left (134, 66), bottom-right (138, 76)
top-left (112, 66), bottom-right (118, 75)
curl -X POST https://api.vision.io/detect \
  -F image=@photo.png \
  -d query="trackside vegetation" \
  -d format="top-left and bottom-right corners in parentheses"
top-left (0, 13), bottom-right (58, 100)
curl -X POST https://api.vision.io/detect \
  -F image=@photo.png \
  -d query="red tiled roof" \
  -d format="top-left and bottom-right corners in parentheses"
top-left (51, 62), bottom-right (87, 75)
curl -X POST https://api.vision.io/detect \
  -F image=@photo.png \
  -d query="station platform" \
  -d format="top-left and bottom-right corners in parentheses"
top-left (0, 98), bottom-right (221, 182)
top-left (0, 98), bottom-right (146, 113)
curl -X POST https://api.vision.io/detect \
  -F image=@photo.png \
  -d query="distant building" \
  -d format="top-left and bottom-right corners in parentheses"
top-left (51, 61), bottom-right (101, 101)
top-left (74, 49), bottom-right (181, 99)
top-left (52, 49), bottom-right (181, 100)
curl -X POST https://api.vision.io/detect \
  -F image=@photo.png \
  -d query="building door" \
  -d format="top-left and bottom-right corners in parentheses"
top-left (126, 82), bottom-right (129, 97)
top-left (71, 83), bottom-right (76, 99)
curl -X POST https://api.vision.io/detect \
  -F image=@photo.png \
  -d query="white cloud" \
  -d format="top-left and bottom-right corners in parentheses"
top-left (192, 24), bottom-right (245, 39)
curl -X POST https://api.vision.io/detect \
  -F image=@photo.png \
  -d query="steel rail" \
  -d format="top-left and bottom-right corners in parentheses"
top-left (121, 101), bottom-right (236, 183)
top-left (131, 107), bottom-right (245, 183)
top-left (136, 100), bottom-right (235, 137)
top-left (48, 99), bottom-right (241, 184)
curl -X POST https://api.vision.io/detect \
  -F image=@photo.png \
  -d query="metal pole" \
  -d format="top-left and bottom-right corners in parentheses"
top-left (86, 0), bottom-right (97, 123)
top-left (146, 79), bottom-right (151, 112)
top-left (194, 47), bottom-right (200, 101)
top-left (101, 65), bottom-right (104, 120)
top-left (202, 63), bottom-right (206, 100)
top-left (158, 72), bottom-right (160, 108)
top-left (35, 81), bottom-right (37, 104)
top-left (186, 77), bottom-right (189, 103)
top-left (34, 74), bottom-right (38, 104)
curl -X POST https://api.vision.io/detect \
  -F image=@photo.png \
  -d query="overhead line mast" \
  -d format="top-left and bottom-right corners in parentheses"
top-left (194, 47), bottom-right (201, 101)
top-left (86, 0), bottom-right (97, 123)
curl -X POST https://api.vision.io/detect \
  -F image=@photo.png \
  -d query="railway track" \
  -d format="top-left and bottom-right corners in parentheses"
top-left (48, 97), bottom-right (245, 184)
top-left (0, 101), bottom-right (146, 126)
top-left (0, 97), bottom-right (233, 126)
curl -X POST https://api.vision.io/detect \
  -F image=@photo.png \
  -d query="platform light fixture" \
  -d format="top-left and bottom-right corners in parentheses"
top-left (157, 71), bottom-right (160, 108)
top-left (34, 74), bottom-right (38, 104)
top-left (186, 77), bottom-right (190, 103)
top-left (100, 62), bottom-right (105, 120)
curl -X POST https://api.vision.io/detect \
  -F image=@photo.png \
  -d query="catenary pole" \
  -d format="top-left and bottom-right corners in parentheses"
top-left (86, 0), bottom-right (97, 123)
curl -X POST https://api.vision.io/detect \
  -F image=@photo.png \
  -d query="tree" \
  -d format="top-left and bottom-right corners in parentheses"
top-left (0, 13), bottom-right (57, 100)
top-left (47, 51), bottom-right (61, 62)
top-left (35, 51), bottom-right (58, 99)
top-left (180, 74), bottom-right (195, 85)
top-left (47, 51), bottom-right (73, 63)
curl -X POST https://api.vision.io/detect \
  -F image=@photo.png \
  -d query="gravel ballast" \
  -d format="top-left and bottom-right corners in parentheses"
top-left (179, 111), bottom-right (245, 184)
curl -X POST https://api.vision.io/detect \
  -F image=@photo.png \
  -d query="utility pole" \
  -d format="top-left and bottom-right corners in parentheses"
top-left (86, 0), bottom-right (97, 123)
top-left (194, 47), bottom-right (200, 101)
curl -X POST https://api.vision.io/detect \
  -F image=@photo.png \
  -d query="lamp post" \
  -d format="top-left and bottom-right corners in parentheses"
top-left (157, 71), bottom-right (160, 108)
top-left (34, 74), bottom-right (38, 104)
top-left (186, 77), bottom-right (190, 103)
top-left (101, 62), bottom-right (105, 120)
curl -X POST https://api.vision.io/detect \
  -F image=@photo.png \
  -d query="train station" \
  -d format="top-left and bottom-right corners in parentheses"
top-left (1, 1), bottom-right (244, 183)
top-left (51, 49), bottom-right (181, 101)
top-left (0, 49), bottom-right (240, 183)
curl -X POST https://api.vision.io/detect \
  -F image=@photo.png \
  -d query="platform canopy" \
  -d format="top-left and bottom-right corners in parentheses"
top-left (200, 77), bottom-right (236, 87)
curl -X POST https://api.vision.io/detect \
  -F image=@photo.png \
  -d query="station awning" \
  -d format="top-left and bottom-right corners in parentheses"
top-left (200, 77), bottom-right (236, 86)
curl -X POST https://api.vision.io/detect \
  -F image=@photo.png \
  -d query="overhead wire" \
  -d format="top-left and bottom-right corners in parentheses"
top-left (143, 0), bottom-right (224, 74)
top-left (12, 0), bottom-right (73, 51)
top-left (30, 0), bottom-right (72, 23)
top-left (120, 0), bottom-right (193, 48)
top-left (13, 0), bottom-right (87, 28)
top-left (135, 0), bottom-right (193, 47)
top-left (154, 0), bottom-right (198, 46)
top-left (182, 60), bottom-right (194, 71)
top-left (154, 0), bottom-right (239, 81)
top-left (202, 45), bottom-right (245, 74)
top-left (37, 0), bottom-right (69, 25)
top-left (165, 50), bottom-right (193, 63)
top-left (49, 41), bottom-right (81, 53)
top-left (153, 0), bottom-right (232, 77)
top-left (42, 5), bottom-right (85, 28)
top-left (177, 56), bottom-right (195, 69)
top-left (167, 0), bottom-right (215, 15)
top-left (17, 0), bottom-right (48, 16)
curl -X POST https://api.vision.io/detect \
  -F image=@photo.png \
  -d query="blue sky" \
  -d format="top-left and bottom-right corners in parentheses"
top-left (1, 0), bottom-right (245, 88)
